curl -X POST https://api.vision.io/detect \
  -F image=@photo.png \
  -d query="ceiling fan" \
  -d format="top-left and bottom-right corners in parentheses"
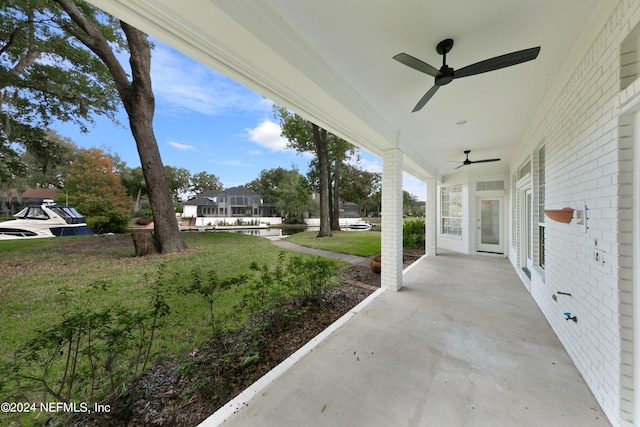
top-left (451, 150), bottom-right (500, 169)
top-left (393, 39), bottom-right (541, 112)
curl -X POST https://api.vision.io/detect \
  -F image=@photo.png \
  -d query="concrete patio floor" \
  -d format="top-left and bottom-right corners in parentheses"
top-left (200, 250), bottom-right (610, 427)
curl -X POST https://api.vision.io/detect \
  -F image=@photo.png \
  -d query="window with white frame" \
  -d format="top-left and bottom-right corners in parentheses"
top-left (537, 146), bottom-right (546, 269)
top-left (441, 185), bottom-right (462, 235)
top-left (519, 161), bottom-right (531, 179)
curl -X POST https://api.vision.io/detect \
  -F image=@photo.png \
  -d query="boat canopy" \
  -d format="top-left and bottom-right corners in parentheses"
top-left (14, 205), bottom-right (87, 225)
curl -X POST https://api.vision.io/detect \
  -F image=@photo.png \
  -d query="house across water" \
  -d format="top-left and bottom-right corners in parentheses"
top-left (182, 186), bottom-right (281, 228)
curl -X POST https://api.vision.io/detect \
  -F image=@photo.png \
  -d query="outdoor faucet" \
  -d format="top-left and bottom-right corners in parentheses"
top-left (564, 312), bottom-right (577, 323)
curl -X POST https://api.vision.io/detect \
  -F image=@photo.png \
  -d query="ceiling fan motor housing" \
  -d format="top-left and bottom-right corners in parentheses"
top-left (436, 66), bottom-right (454, 85)
top-left (393, 38), bottom-right (540, 112)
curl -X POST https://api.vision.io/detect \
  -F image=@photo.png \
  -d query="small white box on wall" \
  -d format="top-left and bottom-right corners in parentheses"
top-left (575, 205), bottom-right (588, 233)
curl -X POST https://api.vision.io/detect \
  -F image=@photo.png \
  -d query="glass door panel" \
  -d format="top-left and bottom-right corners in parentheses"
top-left (477, 197), bottom-right (503, 253)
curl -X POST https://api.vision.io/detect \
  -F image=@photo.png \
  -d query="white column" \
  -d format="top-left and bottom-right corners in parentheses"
top-left (633, 112), bottom-right (640, 426)
top-left (381, 148), bottom-right (403, 291)
top-left (425, 177), bottom-right (438, 256)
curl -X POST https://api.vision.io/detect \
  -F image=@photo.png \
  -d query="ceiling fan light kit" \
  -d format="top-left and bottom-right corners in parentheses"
top-left (393, 38), bottom-right (541, 112)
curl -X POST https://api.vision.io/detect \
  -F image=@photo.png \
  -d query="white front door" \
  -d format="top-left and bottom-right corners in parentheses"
top-left (477, 197), bottom-right (503, 253)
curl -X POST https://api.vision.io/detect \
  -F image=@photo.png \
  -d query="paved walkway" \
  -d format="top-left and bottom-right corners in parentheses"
top-left (199, 250), bottom-right (610, 427)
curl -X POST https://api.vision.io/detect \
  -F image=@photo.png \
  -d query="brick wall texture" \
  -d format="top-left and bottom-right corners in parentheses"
top-left (503, 1), bottom-right (640, 424)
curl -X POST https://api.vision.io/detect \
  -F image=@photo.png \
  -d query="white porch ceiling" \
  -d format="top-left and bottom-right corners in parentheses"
top-left (87, 0), bottom-right (603, 182)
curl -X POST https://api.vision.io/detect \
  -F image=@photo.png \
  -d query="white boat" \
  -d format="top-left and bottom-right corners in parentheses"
top-left (346, 221), bottom-right (373, 231)
top-left (0, 200), bottom-right (93, 240)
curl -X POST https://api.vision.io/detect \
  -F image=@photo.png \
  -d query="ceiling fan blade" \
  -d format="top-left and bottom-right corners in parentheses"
top-left (393, 53), bottom-right (439, 77)
top-left (454, 46), bottom-right (540, 79)
top-left (454, 163), bottom-right (466, 170)
top-left (469, 158), bottom-right (501, 164)
top-left (412, 85), bottom-right (440, 112)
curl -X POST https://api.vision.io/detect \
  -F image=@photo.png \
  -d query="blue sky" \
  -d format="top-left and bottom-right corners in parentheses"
top-left (51, 41), bottom-right (425, 200)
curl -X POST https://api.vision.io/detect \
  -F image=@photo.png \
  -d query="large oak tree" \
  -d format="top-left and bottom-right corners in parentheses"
top-left (54, 0), bottom-right (185, 253)
top-left (274, 106), bottom-right (332, 237)
top-left (1, 0), bottom-right (185, 253)
top-left (275, 106), bottom-right (356, 234)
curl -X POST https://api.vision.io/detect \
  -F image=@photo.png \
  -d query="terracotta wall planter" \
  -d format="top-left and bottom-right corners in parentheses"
top-left (544, 208), bottom-right (574, 223)
top-left (370, 255), bottom-right (381, 274)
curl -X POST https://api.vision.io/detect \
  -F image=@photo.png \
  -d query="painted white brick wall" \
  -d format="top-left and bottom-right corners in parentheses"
top-left (439, 170), bottom-right (509, 255)
top-left (425, 178), bottom-right (438, 256)
top-left (506, 1), bottom-right (640, 425)
top-left (381, 148), bottom-right (403, 291)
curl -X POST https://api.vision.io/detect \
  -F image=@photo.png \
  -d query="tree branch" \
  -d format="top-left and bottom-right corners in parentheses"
top-left (0, 27), bottom-right (20, 56)
top-left (53, 0), bottom-right (131, 101)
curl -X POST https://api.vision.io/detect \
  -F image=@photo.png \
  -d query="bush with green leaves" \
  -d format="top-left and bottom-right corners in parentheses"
top-left (178, 252), bottom-right (339, 391)
top-left (239, 252), bottom-right (338, 323)
top-left (178, 267), bottom-right (247, 337)
top-left (4, 269), bottom-right (172, 406)
top-left (240, 252), bottom-right (290, 323)
top-left (403, 219), bottom-right (425, 248)
top-left (286, 254), bottom-right (337, 304)
top-left (87, 209), bottom-right (130, 234)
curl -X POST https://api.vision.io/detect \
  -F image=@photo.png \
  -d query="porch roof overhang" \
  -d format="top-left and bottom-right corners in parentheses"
top-left (86, 0), bottom-right (603, 182)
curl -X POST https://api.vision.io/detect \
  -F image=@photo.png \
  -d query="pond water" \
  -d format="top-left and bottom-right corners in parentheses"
top-left (223, 227), bottom-right (319, 238)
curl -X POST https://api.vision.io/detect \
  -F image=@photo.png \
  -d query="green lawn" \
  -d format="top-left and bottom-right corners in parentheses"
top-left (1, 232), bottom-right (346, 352)
top-left (286, 230), bottom-right (381, 257)
top-left (0, 232), bottom-right (345, 418)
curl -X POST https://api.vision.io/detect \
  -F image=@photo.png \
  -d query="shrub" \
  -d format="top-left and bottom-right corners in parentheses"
top-left (239, 252), bottom-right (338, 329)
top-left (287, 255), bottom-right (337, 304)
top-left (136, 216), bottom-right (153, 226)
top-left (87, 209), bottom-right (129, 234)
top-left (284, 217), bottom-right (305, 225)
top-left (179, 268), bottom-right (247, 337)
top-left (7, 272), bottom-right (171, 405)
top-left (403, 219), bottom-right (425, 248)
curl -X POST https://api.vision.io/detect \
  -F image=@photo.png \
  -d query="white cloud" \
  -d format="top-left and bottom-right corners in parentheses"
top-left (246, 120), bottom-right (289, 151)
top-left (151, 43), bottom-right (270, 116)
top-left (210, 159), bottom-right (253, 168)
top-left (349, 154), bottom-right (382, 174)
top-left (403, 172), bottom-right (426, 201)
top-left (168, 141), bottom-right (196, 151)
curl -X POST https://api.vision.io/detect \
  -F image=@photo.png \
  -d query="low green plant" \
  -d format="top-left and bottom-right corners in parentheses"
top-left (179, 267), bottom-right (247, 337)
top-left (287, 255), bottom-right (337, 304)
top-left (239, 252), bottom-right (338, 324)
top-left (403, 219), bottom-right (425, 248)
top-left (284, 217), bottom-right (305, 225)
top-left (241, 252), bottom-right (290, 322)
top-left (6, 267), bottom-right (172, 406)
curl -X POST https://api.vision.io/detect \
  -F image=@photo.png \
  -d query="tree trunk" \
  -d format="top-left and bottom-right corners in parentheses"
top-left (131, 230), bottom-right (156, 256)
top-left (313, 124), bottom-right (332, 237)
top-left (120, 23), bottom-right (185, 254)
top-left (53, 1), bottom-right (186, 255)
top-left (331, 162), bottom-right (340, 231)
top-left (134, 188), bottom-right (142, 213)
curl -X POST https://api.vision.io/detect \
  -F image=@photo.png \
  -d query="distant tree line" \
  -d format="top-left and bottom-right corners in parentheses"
top-left (1, 128), bottom-right (387, 232)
